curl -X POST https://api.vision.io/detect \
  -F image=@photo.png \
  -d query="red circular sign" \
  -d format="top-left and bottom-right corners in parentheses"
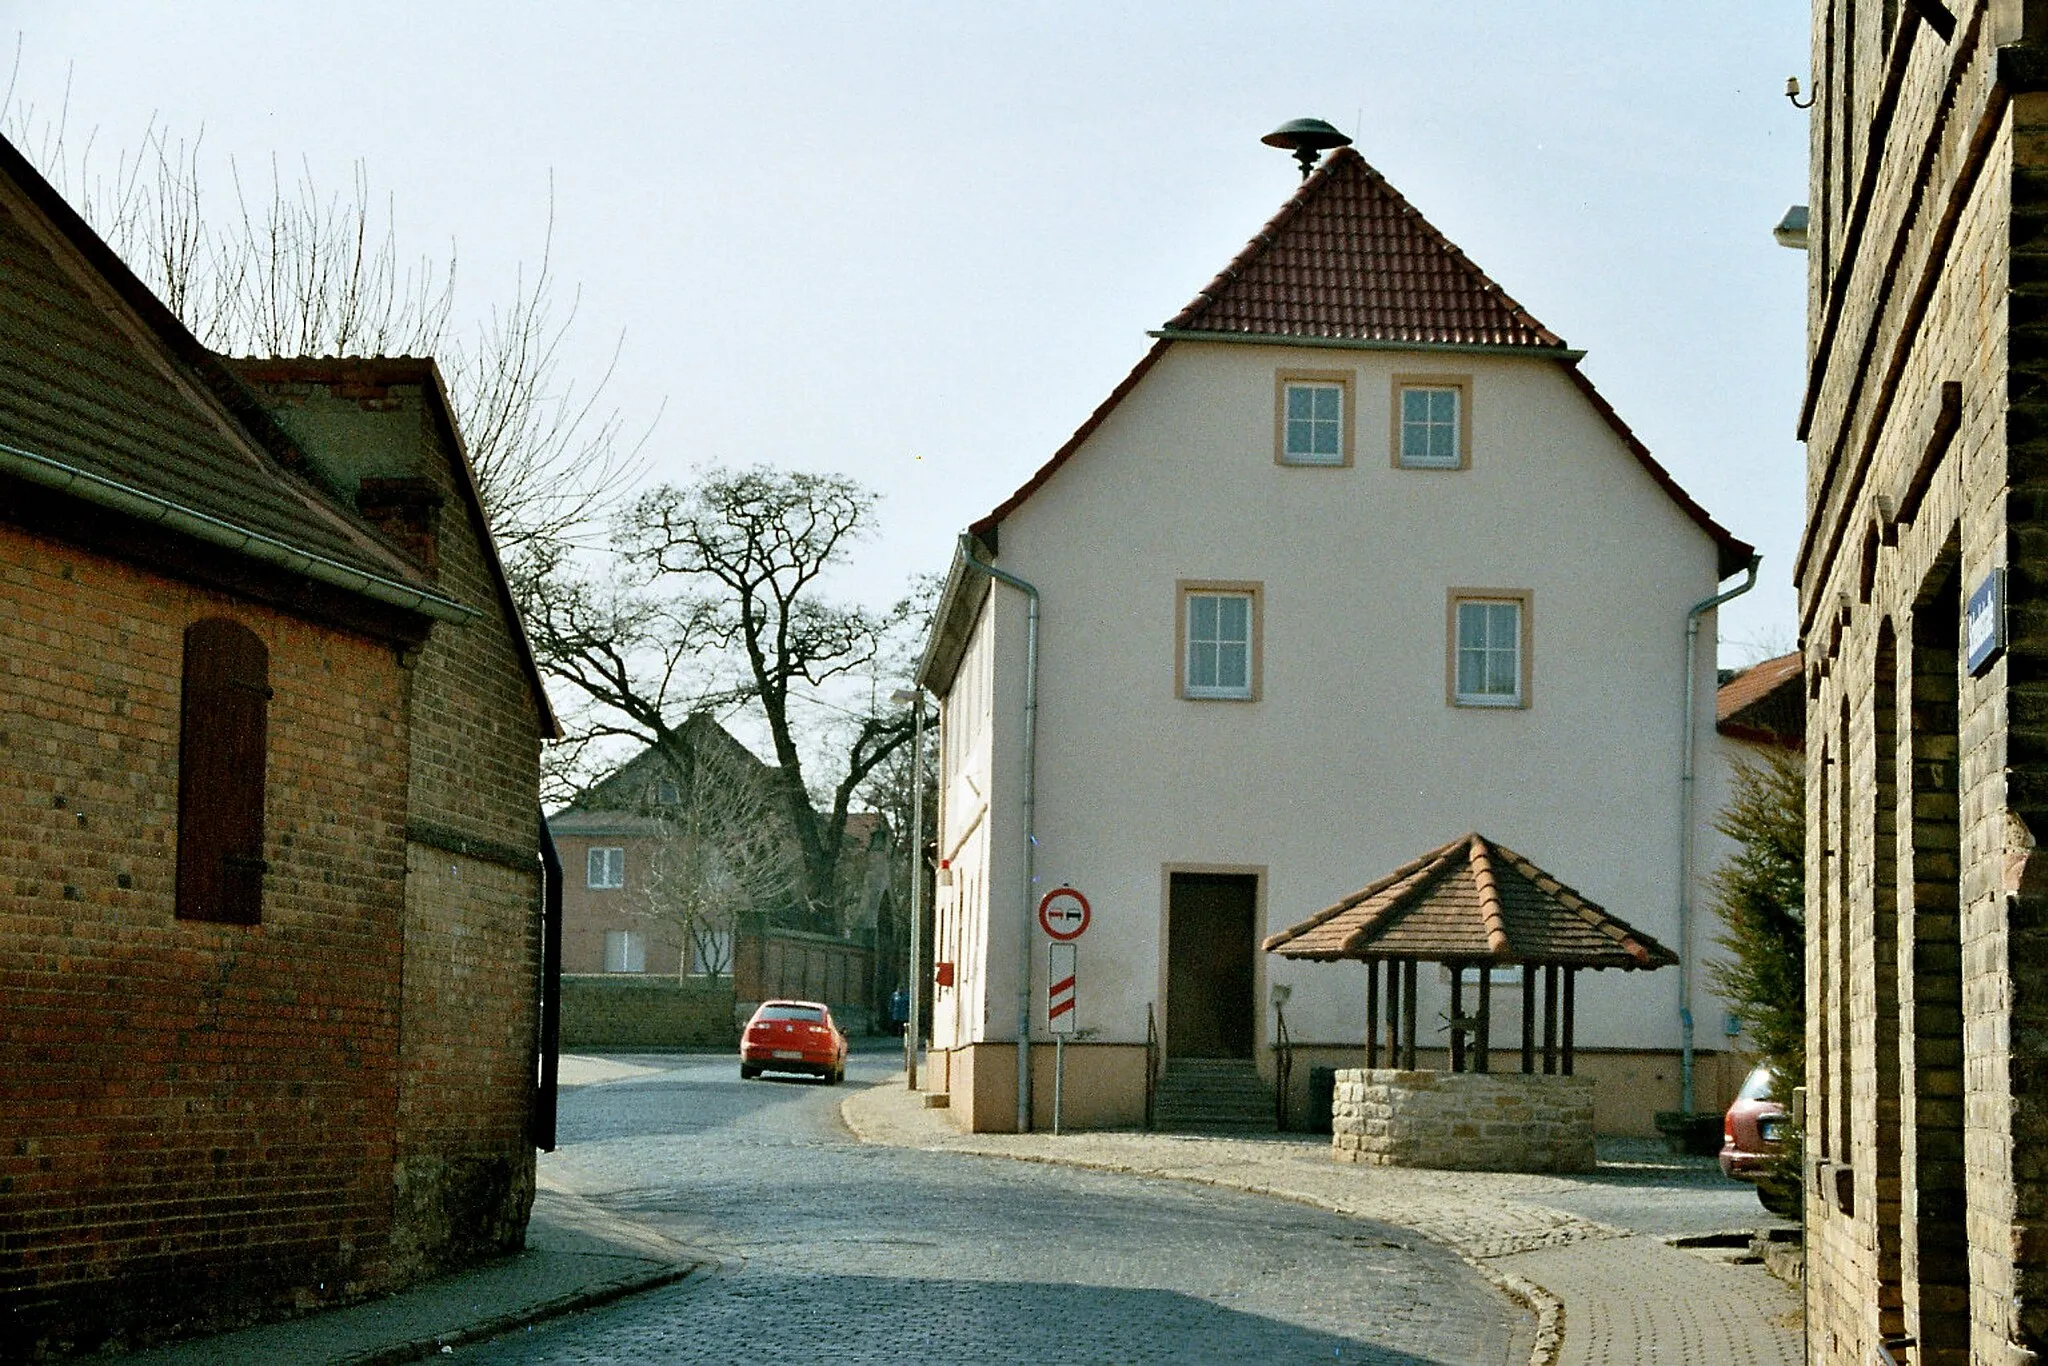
top-left (1038, 887), bottom-right (1091, 941)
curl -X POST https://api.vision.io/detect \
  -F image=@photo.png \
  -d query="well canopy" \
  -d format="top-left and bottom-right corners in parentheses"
top-left (1262, 832), bottom-right (1677, 971)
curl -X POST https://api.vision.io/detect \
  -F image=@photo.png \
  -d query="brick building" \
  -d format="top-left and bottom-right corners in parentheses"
top-left (0, 130), bottom-right (558, 1356)
top-left (547, 724), bottom-right (899, 1037)
top-left (1795, 4), bottom-right (2048, 1361)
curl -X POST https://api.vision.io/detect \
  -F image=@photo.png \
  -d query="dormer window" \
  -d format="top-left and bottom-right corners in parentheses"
top-left (1275, 371), bottom-right (1353, 466)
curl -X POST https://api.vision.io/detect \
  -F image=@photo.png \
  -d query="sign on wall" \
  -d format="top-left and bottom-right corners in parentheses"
top-left (1968, 567), bottom-right (2007, 676)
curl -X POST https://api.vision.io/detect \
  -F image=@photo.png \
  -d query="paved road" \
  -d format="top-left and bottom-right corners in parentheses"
top-left (459, 1048), bottom-right (1533, 1364)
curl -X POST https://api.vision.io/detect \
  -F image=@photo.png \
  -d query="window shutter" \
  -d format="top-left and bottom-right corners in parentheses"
top-left (176, 618), bottom-right (270, 923)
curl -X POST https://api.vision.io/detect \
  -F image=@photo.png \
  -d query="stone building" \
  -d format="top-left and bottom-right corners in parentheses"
top-left (1794, 3), bottom-right (2048, 1360)
top-left (0, 130), bottom-right (556, 1356)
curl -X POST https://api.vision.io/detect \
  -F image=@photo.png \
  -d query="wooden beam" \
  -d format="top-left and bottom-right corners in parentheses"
top-left (1365, 961), bottom-right (1379, 1069)
top-left (1542, 965), bottom-right (1558, 1075)
top-left (1476, 968), bottom-right (1492, 1073)
top-left (1401, 959), bottom-right (1419, 1070)
top-left (1449, 964), bottom-right (1466, 1073)
top-left (1385, 959), bottom-right (1400, 1069)
top-left (1522, 964), bottom-right (1536, 1073)
top-left (1562, 968), bottom-right (1577, 1076)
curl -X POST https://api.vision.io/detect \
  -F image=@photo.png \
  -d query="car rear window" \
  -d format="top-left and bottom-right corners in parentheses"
top-left (757, 1004), bottom-right (825, 1022)
top-left (1737, 1067), bottom-right (1777, 1103)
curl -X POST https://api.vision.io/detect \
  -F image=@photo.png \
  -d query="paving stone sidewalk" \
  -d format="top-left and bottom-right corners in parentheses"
top-left (841, 1084), bottom-right (1804, 1366)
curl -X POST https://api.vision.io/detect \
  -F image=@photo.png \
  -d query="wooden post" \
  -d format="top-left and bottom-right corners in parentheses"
top-left (1476, 967), bottom-right (1492, 1073)
top-left (1384, 959), bottom-right (1400, 1068)
top-left (1448, 963), bottom-right (1465, 1073)
top-left (1542, 965), bottom-right (1558, 1075)
top-left (1561, 968), bottom-right (1576, 1076)
top-left (1365, 960), bottom-right (1379, 1069)
top-left (1521, 963), bottom-right (1536, 1073)
top-left (1401, 959), bottom-right (1419, 1070)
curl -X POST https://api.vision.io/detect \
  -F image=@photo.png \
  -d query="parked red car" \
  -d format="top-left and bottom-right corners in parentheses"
top-left (1722, 1064), bottom-right (1796, 1215)
top-left (740, 1000), bottom-right (847, 1084)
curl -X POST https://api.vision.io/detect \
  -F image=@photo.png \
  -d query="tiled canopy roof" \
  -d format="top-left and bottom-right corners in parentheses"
top-left (1263, 832), bottom-right (1677, 971)
top-left (1163, 147), bottom-right (1566, 350)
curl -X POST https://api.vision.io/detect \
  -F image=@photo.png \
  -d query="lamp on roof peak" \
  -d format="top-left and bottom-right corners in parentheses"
top-left (1261, 118), bottom-right (1352, 179)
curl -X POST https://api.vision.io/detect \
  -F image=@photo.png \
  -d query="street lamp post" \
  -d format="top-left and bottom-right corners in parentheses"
top-left (890, 687), bottom-right (926, 1090)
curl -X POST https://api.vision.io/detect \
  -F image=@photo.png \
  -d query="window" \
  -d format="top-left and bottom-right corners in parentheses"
top-left (1177, 582), bottom-right (1261, 701)
top-left (1393, 375), bottom-right (1472, 469)
top-left (1448, 591), bottom-right (1532, 708)
top-left (587, 846), bottom-right (625, 889)
top-left (1275, 371), bottom-right (1352, 465)
top-left (655, 779), bottom-right (681, 805)
top-left (603, 929), bottom-right (646, 973)
top-left (177, 618), bottom-right (270, 923)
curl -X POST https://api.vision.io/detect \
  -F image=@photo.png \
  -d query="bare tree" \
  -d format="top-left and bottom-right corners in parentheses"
top-left (2, 71), bottom-right (643, 567)
top-left (620, 467), bottom-right (918, 929)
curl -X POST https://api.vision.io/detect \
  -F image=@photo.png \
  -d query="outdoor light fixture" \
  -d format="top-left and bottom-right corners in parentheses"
top-left (1261, 118), bottom-right (1353, 179)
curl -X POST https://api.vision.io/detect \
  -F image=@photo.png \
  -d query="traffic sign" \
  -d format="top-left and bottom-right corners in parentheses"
top-left (1048, 943), bottom-right (1077, 1035)
top-left (1038, 886), bottom-right (1091, 941)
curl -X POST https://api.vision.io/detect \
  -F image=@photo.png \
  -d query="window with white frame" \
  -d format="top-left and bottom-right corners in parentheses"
top-left (603, 929), bottom-right (646, 973)
top-left (1452, 596), bottom-right (1527, 707)
top-left (586, 846), bottom-right (625, 889)
top-left (1182, 588), bottom-right (1256, 700)
top-left (1398, 384), bottom-right (1463, 468)
top-left (1281, 381), bottom-right (1345, 464)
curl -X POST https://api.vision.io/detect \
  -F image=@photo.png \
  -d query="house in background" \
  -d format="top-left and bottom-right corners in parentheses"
top-left (916, 138), bottom-right (1757, 1135)
top-left (547, 720), bottom-right (900, 1040)
top-left (0, 132), bottom-right (555, 1356)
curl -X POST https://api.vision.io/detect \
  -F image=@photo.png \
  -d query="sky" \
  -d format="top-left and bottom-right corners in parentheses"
top-left (6, 3), bottom-right (1813, 669)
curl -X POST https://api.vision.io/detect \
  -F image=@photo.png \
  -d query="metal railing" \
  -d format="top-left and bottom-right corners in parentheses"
top-left (1273, 1004), bottom-right (1294, 1132)
top-left (1144, 1003), bottom-right (1159, 1131)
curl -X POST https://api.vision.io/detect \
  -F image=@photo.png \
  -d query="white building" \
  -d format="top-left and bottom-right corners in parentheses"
top-left (915, 143), bottom-right (1757, 1134)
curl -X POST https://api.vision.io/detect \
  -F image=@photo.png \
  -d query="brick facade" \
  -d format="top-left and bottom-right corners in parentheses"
top-left (0, 530), bottom-right (414, 1349)
top-left (0, 134), bottom-right (552, 1355)
top-left (1798, 6), bottom-right (2048, 1361)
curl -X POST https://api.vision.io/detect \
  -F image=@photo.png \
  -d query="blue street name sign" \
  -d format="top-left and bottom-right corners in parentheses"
top-left (1967, 568), bottom-right (2006, 676)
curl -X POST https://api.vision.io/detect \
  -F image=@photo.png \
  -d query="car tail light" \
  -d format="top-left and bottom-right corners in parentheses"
top-left (1725, 1115), bottom-right (1736, 1142)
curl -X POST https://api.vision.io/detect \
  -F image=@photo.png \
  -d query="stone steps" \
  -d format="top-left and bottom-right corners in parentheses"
top-left (1153, 1058), bottom-right (1276, 1132)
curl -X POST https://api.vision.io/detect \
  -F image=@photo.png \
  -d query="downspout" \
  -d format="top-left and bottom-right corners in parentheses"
top-left (534, 809), bottom-right (564, 1152)
top-left (1679, 552), bottom-right (1762, 1114)
top-left (960, 534), bottom-right (1042, 1134)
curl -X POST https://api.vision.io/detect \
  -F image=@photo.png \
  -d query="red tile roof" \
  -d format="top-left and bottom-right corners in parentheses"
top-left (1163, 148), bottom-right (1566, 349)
top-left (1716, 651), bottom-right (1804, 748)
top-left (966, 148), bottom-right (1755, 579)
top-left (1263, 832), bottom-right (1677, 971)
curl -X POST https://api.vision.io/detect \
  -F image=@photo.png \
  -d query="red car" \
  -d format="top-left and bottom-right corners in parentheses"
top-left (740, 1000), bottom-right (847, 1084)
top-left (1721, 1064), bottom-right (1796, 1214)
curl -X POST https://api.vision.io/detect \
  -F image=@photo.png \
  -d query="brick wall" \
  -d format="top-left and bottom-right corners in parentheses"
top-left (0, 527), bottom-right (412, 1354)
top-left (560, 975), bottom-right (738, 1049)
top-left (233, 364), bottom-right (547, 1287)
top-left (1796, 9), bottom-right (2048, 1361)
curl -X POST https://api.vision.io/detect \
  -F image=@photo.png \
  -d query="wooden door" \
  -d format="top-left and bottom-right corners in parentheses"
top-left (1166, 872), bottom-right (1257, 1059)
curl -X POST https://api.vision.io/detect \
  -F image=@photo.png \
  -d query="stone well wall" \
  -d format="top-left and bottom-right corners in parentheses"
top-left (1331, 1069), bottom-right (1596, 1173)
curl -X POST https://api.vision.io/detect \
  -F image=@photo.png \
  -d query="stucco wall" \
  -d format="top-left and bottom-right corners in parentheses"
top-left (933, 337), bottom-right (1737, 1135)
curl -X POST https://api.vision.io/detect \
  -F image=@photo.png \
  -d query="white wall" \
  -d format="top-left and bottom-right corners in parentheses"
top-left (938, 337), bottom-right (1740, 1065)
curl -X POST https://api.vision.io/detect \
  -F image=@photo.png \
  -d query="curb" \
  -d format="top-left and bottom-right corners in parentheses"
top-left (333, 1261), bottom-right (706, 1366)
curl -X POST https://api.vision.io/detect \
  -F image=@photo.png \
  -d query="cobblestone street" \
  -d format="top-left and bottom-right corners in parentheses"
top-left (457, 1050), bottom-right (1533, 1364)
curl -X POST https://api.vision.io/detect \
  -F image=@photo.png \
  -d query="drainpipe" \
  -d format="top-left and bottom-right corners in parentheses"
top-left (1679, 552), bottom-right (1762, 1114)
top-left (960, 535), bottom-right (1042, 1134)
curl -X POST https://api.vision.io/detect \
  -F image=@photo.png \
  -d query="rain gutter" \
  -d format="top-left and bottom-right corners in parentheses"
top-left (1149, 327), bottom-right (1585, 361)
top-left (958, 533), bottom-right (1042, 1134)
top-left (1679, 552), bottom-right (1762, 1114)
top-left (0, 437), bottom-right (478, 625)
